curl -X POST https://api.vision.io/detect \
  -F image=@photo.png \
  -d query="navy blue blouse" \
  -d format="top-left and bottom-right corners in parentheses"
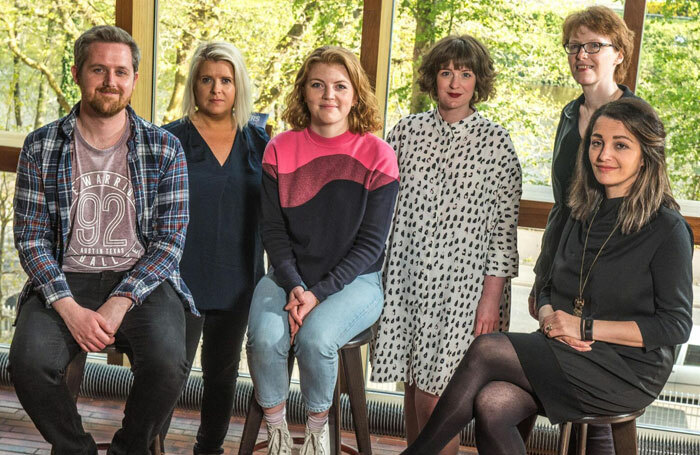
top-left (163, 118), bottom-right (269, 311)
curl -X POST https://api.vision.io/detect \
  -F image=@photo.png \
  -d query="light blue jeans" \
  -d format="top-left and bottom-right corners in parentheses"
top-left (246, 271), bottom-right (383, 413)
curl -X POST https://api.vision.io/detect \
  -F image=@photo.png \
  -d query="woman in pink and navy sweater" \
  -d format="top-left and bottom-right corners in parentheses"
top-left (246, 46), bottom-right (399, 454)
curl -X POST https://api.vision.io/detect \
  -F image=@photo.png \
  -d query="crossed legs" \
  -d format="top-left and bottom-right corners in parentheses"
top-left (401, 333), bottom-right (541, 455)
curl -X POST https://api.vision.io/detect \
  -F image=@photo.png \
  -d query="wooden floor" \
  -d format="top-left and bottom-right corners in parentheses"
top-left (0, 386), bottom-right (476, 454)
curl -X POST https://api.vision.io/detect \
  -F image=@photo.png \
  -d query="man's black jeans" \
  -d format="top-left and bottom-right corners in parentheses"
top-left (9, 271), bottom-right (189, 455)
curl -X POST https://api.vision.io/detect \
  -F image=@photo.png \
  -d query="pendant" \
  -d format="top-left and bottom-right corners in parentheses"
top-left (573, 297), bottom-right (585, 317)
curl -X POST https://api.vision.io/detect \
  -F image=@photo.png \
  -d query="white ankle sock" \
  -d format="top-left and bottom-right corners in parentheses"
top-left (307, 413), bottom-right (328, 431)
top-left (264, 407), bottom-right (286, 427)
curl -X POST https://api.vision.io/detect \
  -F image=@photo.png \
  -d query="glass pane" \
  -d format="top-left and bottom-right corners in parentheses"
top-left (0, 172), bottom-right (25, 344)
top-left (0, 1), bottom-right (115, 133)
top-left (685, 345), bottom-right (700, 367)
top-left (155, 0), bottom-right (363, 130)
top-left (636, 8), bottom-right (700, 202)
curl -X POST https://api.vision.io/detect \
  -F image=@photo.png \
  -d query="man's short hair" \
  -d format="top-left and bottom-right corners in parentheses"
top-left (74, 25), bottom-right (140, 75)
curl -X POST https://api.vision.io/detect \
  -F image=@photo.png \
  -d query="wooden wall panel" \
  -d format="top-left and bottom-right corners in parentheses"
top-left (115, 0), bottom-right (157, 121)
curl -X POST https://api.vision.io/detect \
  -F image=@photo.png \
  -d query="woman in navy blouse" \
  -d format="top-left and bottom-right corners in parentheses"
top-left (163, 41), bottom-right (268, 455)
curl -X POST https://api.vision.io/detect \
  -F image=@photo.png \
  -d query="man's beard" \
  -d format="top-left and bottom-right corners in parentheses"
top-left (84, 88), bottom-right (131, 117)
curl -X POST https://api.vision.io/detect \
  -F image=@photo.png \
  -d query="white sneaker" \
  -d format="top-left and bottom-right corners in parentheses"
top-left (266, 419), bottom-right (293, 455)
top-left (299, 422), bottom-right (330, 455)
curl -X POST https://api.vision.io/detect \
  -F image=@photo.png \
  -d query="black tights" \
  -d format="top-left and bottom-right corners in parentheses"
top-left (401, 333), bottom-right (543, 455)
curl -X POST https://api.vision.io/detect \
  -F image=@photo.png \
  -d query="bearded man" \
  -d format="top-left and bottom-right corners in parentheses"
top-left (9, 25), bottom-right (195, 455)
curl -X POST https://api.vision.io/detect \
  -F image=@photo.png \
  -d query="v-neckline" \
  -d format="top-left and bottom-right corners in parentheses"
top-left (191, 121), bottom-right (238, 168)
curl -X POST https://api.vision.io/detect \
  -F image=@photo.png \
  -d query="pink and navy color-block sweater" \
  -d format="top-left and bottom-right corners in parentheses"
top-left (261, 127), bottom-right (399, 302)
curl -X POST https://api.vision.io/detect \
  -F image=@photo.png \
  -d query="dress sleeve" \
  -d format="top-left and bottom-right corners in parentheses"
top-left (485, 131), bottom-right (521, 277)
top-left (533, 108), bottom-right (569, 292)
top-left (633, 219), bottom-right (693, 351)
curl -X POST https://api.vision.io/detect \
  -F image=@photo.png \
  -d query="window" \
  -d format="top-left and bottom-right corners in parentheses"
top-left (1, 1), bottom-right (115, 133)
top-left (155, 0), bottom-right (363, 130)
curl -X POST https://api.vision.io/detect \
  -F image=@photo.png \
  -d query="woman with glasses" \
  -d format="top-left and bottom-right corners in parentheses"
top-left (370, 34), bottom-right (521, 455)
top-left (399, 98), bottom-right (693, 455)
top-left (529, 8), bottom-right (639, 451)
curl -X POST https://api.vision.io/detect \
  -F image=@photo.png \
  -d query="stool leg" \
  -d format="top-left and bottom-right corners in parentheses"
top-left (329, 374), bottom-right (342, 455)
top-left (65, 351), bottom-right (88, 402)
top-left (341, 347), bottom-right (372, 455)
top-left (577, 423), bottom-right (587, 455)
top-left (611, 419), bottom-right (638, 455)
top-left (558, 422), bottom-right (572, 455)
top-left (517, 414), bottom-right (537, 445)
top-left (150, 437), bottom-right (162, 455)
top-left (238, 394), bottom-right (265, 455)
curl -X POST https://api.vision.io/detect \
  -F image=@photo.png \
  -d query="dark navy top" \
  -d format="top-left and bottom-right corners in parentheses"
top-left (163, 118), bottom-right (268, 311)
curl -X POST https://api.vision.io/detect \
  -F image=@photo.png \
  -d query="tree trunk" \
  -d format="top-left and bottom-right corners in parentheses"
top-left (161, 2), bottom-right (221, 124)
top-left (410, 0), bottom-right (439, 114)
top-left (59, 36), bottom-right (79, 116)
top-left (254, 1), bottom-right (319, 113)
top-left (162, 46), bottom-right (194, 124)
top-left (12, 55), bottom-right (22, 128)
top-left (34, 76), bottom-right (46, 129)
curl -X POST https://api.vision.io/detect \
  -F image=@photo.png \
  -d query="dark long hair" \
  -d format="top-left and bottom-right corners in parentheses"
top-left (569, 98), bottom-right (679, 234)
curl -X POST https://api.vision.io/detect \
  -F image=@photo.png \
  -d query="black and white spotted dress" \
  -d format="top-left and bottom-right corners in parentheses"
top-left (370, 109), bottom-right (522, 395)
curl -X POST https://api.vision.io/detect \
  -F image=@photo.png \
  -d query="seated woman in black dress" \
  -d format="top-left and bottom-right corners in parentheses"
top-left (162, 41), bottom-right (268, 454)
top-left (400, 98), bottom-right (693, 455)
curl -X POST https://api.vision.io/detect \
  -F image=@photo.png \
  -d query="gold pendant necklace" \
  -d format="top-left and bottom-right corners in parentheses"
top-left (575, 201), bottom-right (620, 317)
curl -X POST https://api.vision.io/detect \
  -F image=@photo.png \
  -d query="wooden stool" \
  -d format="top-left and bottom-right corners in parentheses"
top-left (59, 345), bottom-right (162, 455)
top-left (557, 409), bottom-right (645, 455)
top-left (238, 326), bottom-right (374, 455)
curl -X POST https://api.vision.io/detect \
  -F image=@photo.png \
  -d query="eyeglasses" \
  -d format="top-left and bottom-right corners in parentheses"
top-left (563, 42), bottom-right (616, 55)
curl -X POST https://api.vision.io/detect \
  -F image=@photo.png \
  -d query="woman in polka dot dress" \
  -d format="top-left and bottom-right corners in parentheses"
top-left (370, 34), bottom-right (522, 455)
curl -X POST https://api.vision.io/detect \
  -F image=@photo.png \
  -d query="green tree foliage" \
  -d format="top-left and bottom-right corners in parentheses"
top-left (387, 0), bottom-right (699, 198)
top-left (637, 15), bottom-right (700, 199)
top-left (0, 0), bottom-right (698, 199)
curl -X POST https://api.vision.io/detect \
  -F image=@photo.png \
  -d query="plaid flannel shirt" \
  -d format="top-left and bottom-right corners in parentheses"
top-left (13, 103), bottom-right (196, 313)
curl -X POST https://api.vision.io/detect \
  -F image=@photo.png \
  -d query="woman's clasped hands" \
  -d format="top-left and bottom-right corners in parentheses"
top-left (539, 305), bottom-right (594, 352)
top-left (285, 286), bottom-right (320, 344)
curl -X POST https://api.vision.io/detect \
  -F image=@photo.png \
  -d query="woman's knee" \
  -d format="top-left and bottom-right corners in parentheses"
top-left (474, 385), bottom-right (510, 430)
top-left (294, 327), bottom-right (337, 361)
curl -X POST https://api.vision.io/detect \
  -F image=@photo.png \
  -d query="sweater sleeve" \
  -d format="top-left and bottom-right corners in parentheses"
top-left (633, 219), bottom-right (693, 351)
top-left (308, 178), bottom-right (399, 302)
top-left (260, 143), bottom-right (303, 295)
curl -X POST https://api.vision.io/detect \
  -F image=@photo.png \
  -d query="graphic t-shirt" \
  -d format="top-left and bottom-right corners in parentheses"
top-left (63, 123), bottom-right (145, 272)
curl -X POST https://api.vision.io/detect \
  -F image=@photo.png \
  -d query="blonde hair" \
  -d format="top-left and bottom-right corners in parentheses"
top-left (282, 46), bottom-right (383, 134)
top-left (569, 98), bottom-right (679, 234)
top-left (182, 42), bottom-right (253, 130)
top-left (562, 6), bottom-right (634, 83)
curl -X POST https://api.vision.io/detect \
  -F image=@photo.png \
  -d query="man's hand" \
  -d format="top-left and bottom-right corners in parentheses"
top-left (53, 297), bottom-right (114, 352)
top-left (97, 296), bottom-right (132, 336)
